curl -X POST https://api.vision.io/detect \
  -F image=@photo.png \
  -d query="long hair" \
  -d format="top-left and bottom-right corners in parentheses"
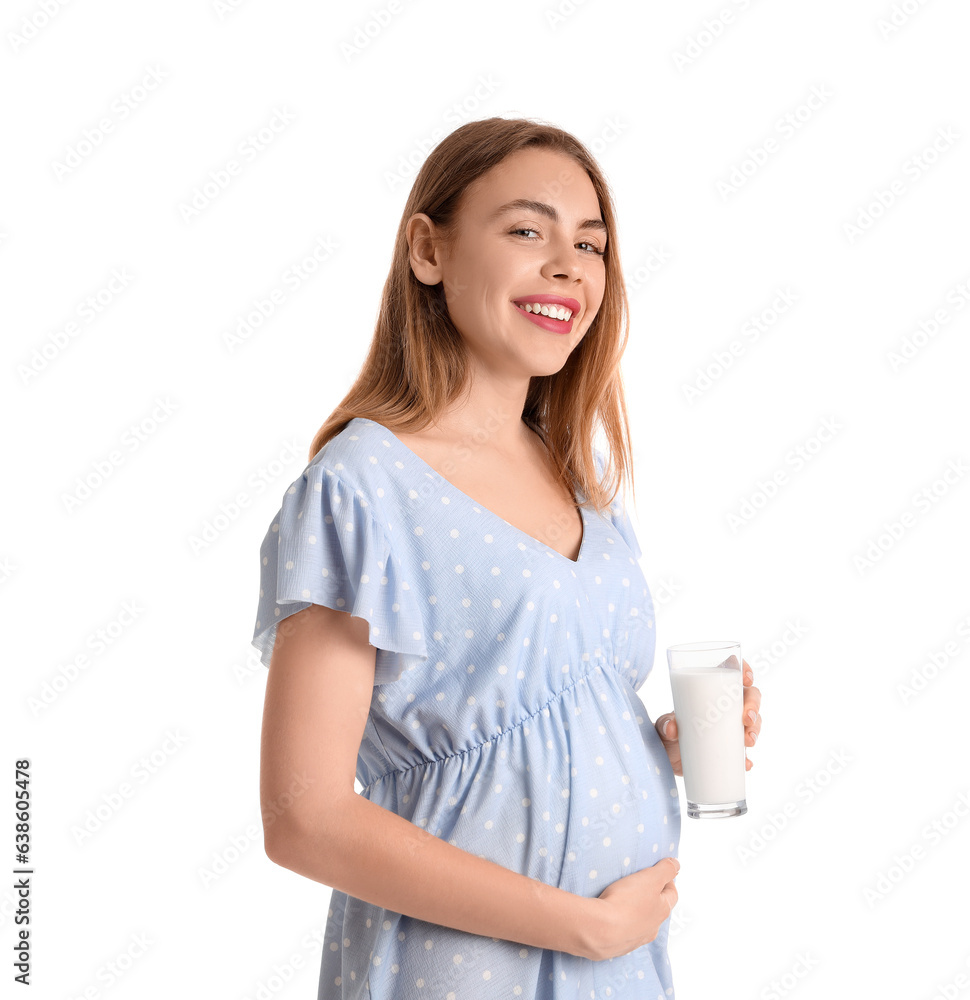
top-left (308, 115), bottom-right (636, 515)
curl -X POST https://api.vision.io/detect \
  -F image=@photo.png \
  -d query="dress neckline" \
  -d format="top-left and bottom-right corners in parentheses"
top-left (352, 417), bottom-right (588, 565)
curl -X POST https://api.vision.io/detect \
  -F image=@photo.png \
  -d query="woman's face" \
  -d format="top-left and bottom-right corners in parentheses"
top-left (416, 147), bottom-right (609, 380)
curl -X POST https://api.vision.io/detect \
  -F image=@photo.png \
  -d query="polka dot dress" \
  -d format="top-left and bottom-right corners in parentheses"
top-left (252, 417), bottom-right (681, 1000)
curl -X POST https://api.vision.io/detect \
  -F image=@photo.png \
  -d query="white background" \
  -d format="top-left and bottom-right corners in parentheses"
top-left (3, 1), bottom-right (969, 997)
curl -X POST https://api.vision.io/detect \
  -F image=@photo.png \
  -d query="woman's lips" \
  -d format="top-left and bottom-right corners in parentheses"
top-left (511, 301), bottom-right (574, 335)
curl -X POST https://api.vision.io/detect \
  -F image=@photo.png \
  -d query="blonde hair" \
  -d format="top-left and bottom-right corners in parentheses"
top-left (309, 115), bottom-right (636, 515)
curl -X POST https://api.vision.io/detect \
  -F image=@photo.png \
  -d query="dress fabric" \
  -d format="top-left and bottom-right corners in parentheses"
top-left (252, 416), bottom-right (682, 1000)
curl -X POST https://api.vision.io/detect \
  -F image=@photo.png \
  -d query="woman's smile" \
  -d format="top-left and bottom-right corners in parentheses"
top-left (511, 299), bottom-right (575, 335)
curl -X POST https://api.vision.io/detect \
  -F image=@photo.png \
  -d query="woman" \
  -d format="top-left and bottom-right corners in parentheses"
top-left (252, 116), bottom-right (762, 999)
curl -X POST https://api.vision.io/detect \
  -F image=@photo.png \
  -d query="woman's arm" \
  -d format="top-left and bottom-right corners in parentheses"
top-left (261, 603), bottom-right (600, 960)
top-left (270, 790), bottom-right (596, 957)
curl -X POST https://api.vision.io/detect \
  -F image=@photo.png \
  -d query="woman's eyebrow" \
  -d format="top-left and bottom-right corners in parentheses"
top-left (489, 198), bottom-right (607, 234)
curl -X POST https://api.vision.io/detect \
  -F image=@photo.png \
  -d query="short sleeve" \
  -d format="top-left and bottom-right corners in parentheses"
top-left (251, 462), bottom-right (429, 672)
top-left (594, 446), bottom-right (643, 561)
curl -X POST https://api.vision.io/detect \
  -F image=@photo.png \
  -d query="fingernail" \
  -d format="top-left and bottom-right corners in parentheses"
top-left (662, 719), bottom-right (671, 738)
top-left (747, 709), bottom-right (757, 723)
top-left (751, 731), bottom-right (758, 744)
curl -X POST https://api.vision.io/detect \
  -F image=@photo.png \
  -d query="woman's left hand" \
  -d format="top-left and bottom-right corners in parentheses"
top-left (655, 658), bottom-right (762, 776)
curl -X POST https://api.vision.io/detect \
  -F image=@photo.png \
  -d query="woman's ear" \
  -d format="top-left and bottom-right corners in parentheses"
top-left (406, 213), bottom-right (445, 286)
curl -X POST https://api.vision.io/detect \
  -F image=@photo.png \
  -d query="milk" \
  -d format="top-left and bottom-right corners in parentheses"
top-left (669, 664), bottom-right (746, 806)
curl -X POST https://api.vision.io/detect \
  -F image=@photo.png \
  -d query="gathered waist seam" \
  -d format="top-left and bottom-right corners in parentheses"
top-left (362, 667), bottom-right (612, 792)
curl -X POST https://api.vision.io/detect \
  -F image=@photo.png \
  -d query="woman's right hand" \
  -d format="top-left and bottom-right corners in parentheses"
top-left (577, 856), bottom-right (680, 961)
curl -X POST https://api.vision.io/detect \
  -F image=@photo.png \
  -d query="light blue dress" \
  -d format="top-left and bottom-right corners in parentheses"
top-left (252, 416), bottom-right (681, 1000)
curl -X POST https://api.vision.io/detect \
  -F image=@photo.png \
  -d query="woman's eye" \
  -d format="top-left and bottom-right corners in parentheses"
top-left (510, 229), bottom-right (605, 256)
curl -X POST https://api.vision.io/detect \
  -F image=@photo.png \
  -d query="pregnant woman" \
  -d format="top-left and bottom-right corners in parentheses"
top-left (252, 116), bottom-right (762, 999)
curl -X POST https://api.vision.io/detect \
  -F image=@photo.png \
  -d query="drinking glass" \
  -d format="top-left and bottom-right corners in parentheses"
top-left (666, 640), bottom-right (748, 819)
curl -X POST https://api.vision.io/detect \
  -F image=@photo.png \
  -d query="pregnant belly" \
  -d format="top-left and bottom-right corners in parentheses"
top-left (552, 667), bottom-right (681, 897)
top-left (373, 666), bottom-right (681, 902)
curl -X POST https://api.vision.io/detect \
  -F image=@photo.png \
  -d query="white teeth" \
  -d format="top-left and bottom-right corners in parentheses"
top-left (518, 302), bottom-right (573, 321)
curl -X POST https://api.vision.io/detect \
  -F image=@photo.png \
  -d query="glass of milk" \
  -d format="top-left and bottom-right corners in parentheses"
top-left (666, 641), bottom-right (747, 819)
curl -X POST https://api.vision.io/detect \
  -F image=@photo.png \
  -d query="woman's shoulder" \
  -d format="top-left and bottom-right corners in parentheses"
top-left (305, 416), bottom-right (409, 514)
top-left (592, 446), bottom-right (643, 560)
top-left (309, 416), bottom-right (382, 480)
